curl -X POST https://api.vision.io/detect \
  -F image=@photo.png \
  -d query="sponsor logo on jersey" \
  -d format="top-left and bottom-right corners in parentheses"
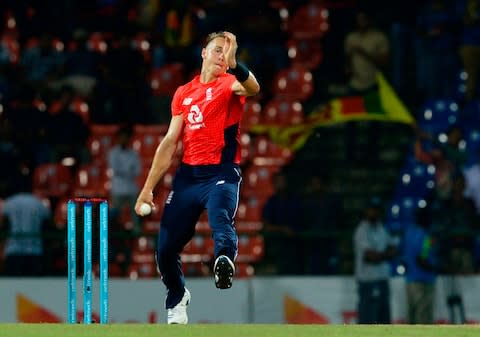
top-left (206, 88), bottom-right (213, 101)
top-left (187, 104), bottom-right (205, 130)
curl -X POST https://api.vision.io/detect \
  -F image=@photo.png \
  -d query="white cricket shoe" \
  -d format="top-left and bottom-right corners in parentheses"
top-left (167, 288), bottom-right (191, 324)
top-left (214, 255), bottom-right (235, 289)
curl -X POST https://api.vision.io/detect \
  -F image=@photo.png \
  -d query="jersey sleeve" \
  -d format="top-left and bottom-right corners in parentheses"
top-left (224, 74), bottom-right (246, 125)
top-left (171, 86), bottom-right (185, 116)
top-left (222, 74), bottom-right (237, 99)
top-left (224, 73), bottom-right (247, 105)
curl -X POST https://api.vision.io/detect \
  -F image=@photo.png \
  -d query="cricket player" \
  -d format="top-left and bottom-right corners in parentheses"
top-left (135, 31), bottom-right (260, 324)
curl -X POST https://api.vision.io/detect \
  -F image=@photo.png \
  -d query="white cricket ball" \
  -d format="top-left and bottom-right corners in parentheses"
top-left (139, 203), bottom-right (152, 216)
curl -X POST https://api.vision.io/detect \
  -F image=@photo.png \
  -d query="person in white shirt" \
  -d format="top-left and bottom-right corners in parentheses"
top-left (342, 11), bottom-right (390, 163)
top-left (0, 176), bottom-right (51, 276)
top-left (108, 125), bottom-right (142, 233)
top-left (353, 196), bottom-right (397, 324)
top-left (344, 11), bottom-right (390, 92)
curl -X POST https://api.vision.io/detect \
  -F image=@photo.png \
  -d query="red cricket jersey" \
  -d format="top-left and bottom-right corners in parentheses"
top-left (171, 73), bottom-right (246, 165)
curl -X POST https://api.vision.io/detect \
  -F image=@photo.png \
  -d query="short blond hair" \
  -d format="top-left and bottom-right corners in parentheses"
top-left (204, 31), bottom-right (225, 47)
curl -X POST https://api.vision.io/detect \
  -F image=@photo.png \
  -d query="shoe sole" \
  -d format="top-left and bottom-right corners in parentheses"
top-left (214, 256), bottom-right (234, 289)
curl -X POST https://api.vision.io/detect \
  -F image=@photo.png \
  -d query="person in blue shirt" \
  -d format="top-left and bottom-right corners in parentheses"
top-left (402, 205), bottom-right (442, 324)
top-left (0, 175), bottom-right (52, 276)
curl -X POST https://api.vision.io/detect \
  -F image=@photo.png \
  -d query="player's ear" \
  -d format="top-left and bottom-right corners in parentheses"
top-left (201, 47), bottom-right (207, 59)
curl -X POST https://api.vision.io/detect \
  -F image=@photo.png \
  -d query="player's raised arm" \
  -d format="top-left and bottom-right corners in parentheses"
top-left (135, 114), bottom-right (183, 215)
top-left (223, 31), bottom-right (260, 96)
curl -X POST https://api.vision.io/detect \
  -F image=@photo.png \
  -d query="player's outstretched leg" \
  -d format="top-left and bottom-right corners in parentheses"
top-left (214, 255), bottom-right (235, 289)
top-left (167, 288), bottom-right (191, 324)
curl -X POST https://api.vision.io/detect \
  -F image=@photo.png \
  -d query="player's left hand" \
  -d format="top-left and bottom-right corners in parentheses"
top-left (223, 31), bottom-right (238, 69)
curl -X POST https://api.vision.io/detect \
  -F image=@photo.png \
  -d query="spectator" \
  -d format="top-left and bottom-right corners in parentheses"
top-left (159, 1), bottom-right (201, 77)
top-left (108, 125), bottom-right (142, 234)
top-left (237, 1), bottom-right (289, 101)
top-left (402, 206), bottom-right (440, 324)
top-left (260, 171), bottom-right (304, 275)
top-left (94, 30), bottom-right (149, 124)
top-left (5, 83), bottom-right (51, 168)
top-left (457, 0), bottom-right (480, 101)
top-left (163, 2), bottom-right (195, 49)
top-left (151, 31), bottom-right (167, 68)
top-left (415, 126), bottom-right (468, 200)
top-left (136, 0), bottom-right (162, 29)
top-left (20, 32), bottom-right (65, 89)
top-left (431, 174), bottom-right (478, 274)
top-left (341, 10), bottom-right (390, 163)
top-left (46, 85), bottom-right (90, 164)
top-left (0, 175), bottom-right (52, 276)
top-left (302, 172), bottom-right (344, 274)
top-left (353, 196), bottom-right (397, 324)
top-left (416, 0), bottom-right (459, 99)
top-left (344, 10), bottom-right (390, 94)
top-left (51, 28), bottom-right (101, 97)
top-left (0, 36), bottom-right (12, 66)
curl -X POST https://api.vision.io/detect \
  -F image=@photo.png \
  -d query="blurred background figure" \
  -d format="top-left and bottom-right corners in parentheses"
top-left (0, 175), bottom-right (52, 276)
top-left (108, 125), bottom-right (142, 235)
top-left (344, 10), bottom-right (390, 94)
top-left (353, 196), bottom-right (397, 324)
top-left (302, 172), bottom-right (344, 275)
top-left (415, 0), bottom-right (459, 100)
top-left (93, 30), bottom-right (149, 124)
top-left (46, 85), bottom-right (90, 165)
top-left (402, 205), bottom-right (440, 324)
top-left (51, 28), bottom-right (101, 97)
top-left (3, 83), bottom-right (50, 169)
top-left (431, 174), bottom-right (478, 274)
top-left (457, 0), bottom-right (480, 102)
top-left (414, 126), bottom-right (467, 201)
top-left (340, 10), bottom-right (390, 163)
top-left (260, 171), bottom-right (304, 275)
top-left (20, 32), bottom-right (65, 91)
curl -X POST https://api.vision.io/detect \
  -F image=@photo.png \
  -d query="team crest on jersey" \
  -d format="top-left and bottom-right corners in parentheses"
top-left (182, 97), bottom-right (193, 105)
top-left (187, 104), bottom-right (205, 130)
top-left (206, 88), bottom-right (213, 101)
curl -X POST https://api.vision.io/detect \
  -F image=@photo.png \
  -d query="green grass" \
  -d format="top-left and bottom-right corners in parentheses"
top-left (1, 324), bottom-right (479, 337)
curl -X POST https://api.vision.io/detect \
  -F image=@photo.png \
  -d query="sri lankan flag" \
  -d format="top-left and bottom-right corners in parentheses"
top-left (251, 73), bottom-right (415, 151)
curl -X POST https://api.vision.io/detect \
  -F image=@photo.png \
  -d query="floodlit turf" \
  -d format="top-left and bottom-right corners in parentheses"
top-left (0, 324), bottom-right (479, 337)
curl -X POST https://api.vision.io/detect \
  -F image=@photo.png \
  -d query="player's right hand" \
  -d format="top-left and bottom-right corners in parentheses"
top-left (135, 189), bottom-right (155, 216)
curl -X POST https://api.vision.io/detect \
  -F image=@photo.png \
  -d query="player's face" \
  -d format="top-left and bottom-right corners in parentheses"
top-left (202, 37), bottom-right (228, 75)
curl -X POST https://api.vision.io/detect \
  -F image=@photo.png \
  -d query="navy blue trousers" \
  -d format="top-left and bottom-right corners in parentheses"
top-left (156, 163), bottom-right (241, 308)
